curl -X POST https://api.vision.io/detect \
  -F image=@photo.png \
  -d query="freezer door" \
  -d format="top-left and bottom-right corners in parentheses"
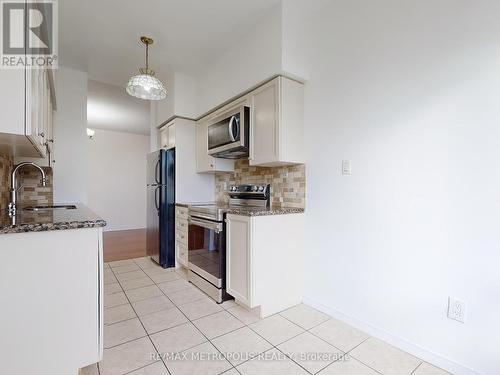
top-left (147, 150), bottom-right (162, 186)
top-left (146, 185), bottom-right (161, 262)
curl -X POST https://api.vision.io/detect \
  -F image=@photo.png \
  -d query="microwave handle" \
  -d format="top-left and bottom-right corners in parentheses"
top-left (228, 115), bottom-right (238, 142)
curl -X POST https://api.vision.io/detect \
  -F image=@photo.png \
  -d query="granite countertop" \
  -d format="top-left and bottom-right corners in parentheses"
top-left (175, 202), bottom-right (215, 208)
top-left (226, 206), bottom-right (305, 216)
top-left (177, 202), bottom-right (304, 217)
top-left (0, 203), bottom-right (106, 235)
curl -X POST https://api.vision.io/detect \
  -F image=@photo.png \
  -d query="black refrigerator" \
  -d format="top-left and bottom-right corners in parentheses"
top-left (146, 149), bottom-right (175, 268)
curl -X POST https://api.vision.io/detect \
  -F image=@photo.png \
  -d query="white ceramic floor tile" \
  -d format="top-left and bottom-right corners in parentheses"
top-left (80, 363), bottom-right (99, 375)
top-left (193, 310), bottom-right (245, 339)
top-left (164, 341), bottom-right (232, 375)
top-left (149, 271), bottom-right (181, 284)
top-left (104, 291), bottom-right (129, 308)
top-left (134, 257), bottom-right (160, 270)
top-left (104, 303), bottom-right (136, 325)
top-left (310, 318), bottom-right (370, 353)
top-left (113, 263), bottom-right (141, 274)
top-left (227, 305), bottom-right (261, 325)
top-left (277, 331), bottom-right (343, 374)
top-left (280, 304), bottom-right (330, 330)
top-left (413, 362), bottom-right (451, 375)
top-left (121, 277), bottom-right (155, 291)
top-left (175, 267), bottom-right (188, 280)
top-left (350, 338), bottom-right (421, 375)
top-left (211, 326), bottom-right (272, 366)
top-left (220, 300), bottom-right (238, 310)
top-left (104, 282), bottom-right (123, 295)
top-left (104, 263), bottom-right (110, 269)
top-left (318, 357), bottom-right (380, 375)
top-left (177, 297), bottom-right (224, 320)
top-left (220, 369), bottom-right (239, 375)
top-left (150, 322), bottom-right (207, 354)
top-left (109, 259), bottom-right (136, 268)
top-left (104, 318), bottom-right (147, 348)
top-left (132, 296), bottom-right (174, 316)
top-left (126, 285), bottom-right (164, 303)
top-left (127, 361), bottom-right (169, 374)
top-left (157, 279), bottom-right (193, 295)
top-left (168, 287), bottom-right (207, 306)
top-left (236, 348), bottom-right (309, 375)
top-left (249, 314), bottom-right (304, 346)
top-left (140, 307), bottom-right (189, 334)
top-left (99, 337), bottom-right (157, 375)
top-left (144, 266), bottom-right (177, 276)
top-left (104, 272), bottom-right (118, 285)
top-left (116, 270), bottom-right (148, 282)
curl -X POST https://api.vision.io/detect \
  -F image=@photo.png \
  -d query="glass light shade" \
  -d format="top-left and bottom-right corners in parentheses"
top-left (126, 73), bottom-right (167, 100)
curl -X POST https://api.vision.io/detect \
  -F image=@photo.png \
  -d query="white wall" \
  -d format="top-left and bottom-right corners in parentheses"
top-left (281, 1), bottom-right (500, 374)
top-left (190, 1), bottom-right (500, 373)
top-left (53, 67), bottom-right (88, 204)
top-left (86, 129), bottom-right (149, 231)
top-left (195, 3), bottom-right (283, 114)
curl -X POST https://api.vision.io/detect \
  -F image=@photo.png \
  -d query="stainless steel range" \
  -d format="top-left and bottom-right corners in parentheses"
top-left (187, 184), bottom-right (270, 303)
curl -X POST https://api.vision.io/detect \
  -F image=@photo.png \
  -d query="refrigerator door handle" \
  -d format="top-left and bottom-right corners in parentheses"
top-left (154, 159), bottom-right (160, 184)
top-left (154, 186), bottom-right (160, 212)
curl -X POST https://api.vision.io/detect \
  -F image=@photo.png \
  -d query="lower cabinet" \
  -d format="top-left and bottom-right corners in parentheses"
top-left (175, 206), bottom-right (189, 267)
top-left (0, 227), bottom-right (103, 375)
top-left (226, 213), bottom-right (305, 317)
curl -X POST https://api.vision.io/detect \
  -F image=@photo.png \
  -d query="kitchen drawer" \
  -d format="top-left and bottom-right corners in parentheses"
top-left (176, 242), bottom-right (188, 267)
top-left (175, 230), bottom-right (188, 245)
top-left (176, 207), bottom-right (188, 219)
top-left (175, 219), bottom-right (188, 233)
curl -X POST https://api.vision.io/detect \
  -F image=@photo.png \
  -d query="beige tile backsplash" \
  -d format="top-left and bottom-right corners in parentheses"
top-left (0, 153), bottom-right (53, 210)
top-left (215, 160), bottom-right (305, 208)
top-left (0, 153), bottom-right (13, 211)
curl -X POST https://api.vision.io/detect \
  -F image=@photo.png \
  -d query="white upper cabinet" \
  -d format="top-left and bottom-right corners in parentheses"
top-left (195, 118), bottom-right (234, 173)
top-left (159, 121), bottom-right (176, 149)
top-left (0, 68), bottom-right (55, 158)
top-left (249, 76), bottom-right (304, 167)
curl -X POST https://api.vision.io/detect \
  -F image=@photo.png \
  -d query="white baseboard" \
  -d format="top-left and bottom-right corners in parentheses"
top-left (302, 297), bottom-right (480, 375)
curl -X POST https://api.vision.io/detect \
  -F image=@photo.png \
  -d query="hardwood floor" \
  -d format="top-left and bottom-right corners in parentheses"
top-left (103, 228), bottom-right (147, 262)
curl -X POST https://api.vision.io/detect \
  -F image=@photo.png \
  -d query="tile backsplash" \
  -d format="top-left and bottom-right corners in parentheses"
top-left (17, 166), bottom-right (53, 206)
top-left (0, 153), bottom-right (53, 210)
top-left (215, 160), bottom-right (306, 208)
top-left (0, 153), bottom-right (13, 211)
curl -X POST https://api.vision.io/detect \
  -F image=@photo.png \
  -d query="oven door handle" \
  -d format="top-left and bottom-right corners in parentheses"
top-left (188, 217), bottom-right (223, 233)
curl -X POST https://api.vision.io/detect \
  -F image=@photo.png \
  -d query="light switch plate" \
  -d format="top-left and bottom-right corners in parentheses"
top-left (342, 160), bottom-right (351, 175)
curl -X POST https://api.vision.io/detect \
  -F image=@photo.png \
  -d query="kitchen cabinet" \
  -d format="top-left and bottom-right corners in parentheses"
top-left (0, 227), bottom-right (103, 374)
top-left (0, 67), bottom-right (56, 158)
top-left (175, 206), bottom-right (189, 267)
top-left (226, 212), bottom-right (305, 317)
top-left (195, 118), bottom-right (234, 173)
top-left (249, 76), bottom-right (304, 167)
top-left (159, 121), bottom-right (176, 149)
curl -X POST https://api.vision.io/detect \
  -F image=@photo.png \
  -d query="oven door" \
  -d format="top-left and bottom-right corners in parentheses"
top-left (207, 106), bottom-right (249, 157)
top-left (187, 217), bottom-right (225, 288)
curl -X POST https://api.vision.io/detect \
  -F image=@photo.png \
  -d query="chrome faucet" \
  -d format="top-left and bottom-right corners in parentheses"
top-left (8, 162), bottom-right (47, 217)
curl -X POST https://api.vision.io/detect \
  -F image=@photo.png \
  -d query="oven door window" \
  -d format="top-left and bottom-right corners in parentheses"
top-left (188, 223), bottom-right (223, 282)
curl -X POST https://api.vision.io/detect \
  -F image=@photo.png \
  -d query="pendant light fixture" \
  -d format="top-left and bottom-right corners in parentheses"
top-left (126, 36), bottom-right (167, 101)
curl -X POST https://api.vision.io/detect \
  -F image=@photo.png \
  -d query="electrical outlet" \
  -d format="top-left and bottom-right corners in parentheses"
top-left (448, 297), bottom-right (467, 323)
top-left (342, 160), bottom-right (351, 175)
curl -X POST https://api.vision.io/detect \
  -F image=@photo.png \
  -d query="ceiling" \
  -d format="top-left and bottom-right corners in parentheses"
top-left (59, 0), bottom-right (281, 87)
top-left (87, 80), bottom-right (150, 135)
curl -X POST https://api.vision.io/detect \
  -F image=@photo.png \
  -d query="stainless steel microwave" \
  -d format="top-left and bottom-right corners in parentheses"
top-left (207, 105), bottom-right (250, 159)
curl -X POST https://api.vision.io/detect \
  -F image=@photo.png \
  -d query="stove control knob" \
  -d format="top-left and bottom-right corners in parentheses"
top-left (252, 186), bottom-right (258, 191)
top-left (258, 186), bottom-right (265, 192)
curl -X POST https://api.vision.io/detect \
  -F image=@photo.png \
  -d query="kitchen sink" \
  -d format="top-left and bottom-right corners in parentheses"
top-left (23, 205), bottom-right (77, 211)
